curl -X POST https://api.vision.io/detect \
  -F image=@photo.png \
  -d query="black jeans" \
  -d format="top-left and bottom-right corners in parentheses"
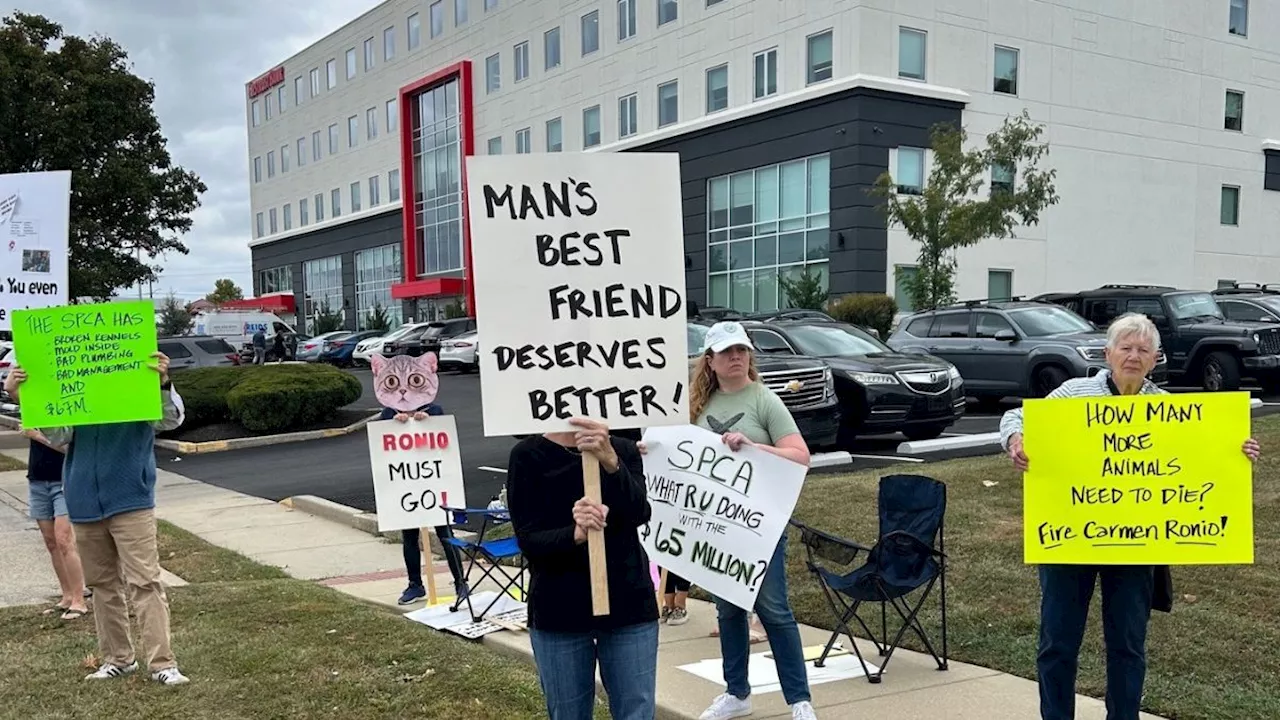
top-left (1037, 565), bottom-right (1153, 720)
top-left (403, 527), bottom-right (466, 589)
top-left (664, 572), bottom-right (690, 594)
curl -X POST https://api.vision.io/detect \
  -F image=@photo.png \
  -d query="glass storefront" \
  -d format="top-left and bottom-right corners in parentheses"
top-left (258, 266), bottom-right (292, 295)
top-left (303, 255), bottom-right (344, 334)
top-left (355, 244), bottom-right (403, 329)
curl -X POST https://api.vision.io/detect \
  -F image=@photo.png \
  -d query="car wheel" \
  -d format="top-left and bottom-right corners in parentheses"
top-left (903, 425), bottom-right (947, 442)
top-left (1201, 351), bottom-right (1242, 392)
top-left (1033, 365), bottom-right (1070, 398)
top-left (974, 396), bottom-right (1003, 412)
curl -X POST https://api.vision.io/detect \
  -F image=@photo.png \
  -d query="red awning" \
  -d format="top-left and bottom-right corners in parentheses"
top-left (391, 277), bottom-right (466, 300)
top-left (218, 294), bottom-right (296, 313)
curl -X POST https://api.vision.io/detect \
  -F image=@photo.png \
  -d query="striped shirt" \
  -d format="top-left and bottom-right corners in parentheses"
top-left (998, 370), bottom-right (1166, 451)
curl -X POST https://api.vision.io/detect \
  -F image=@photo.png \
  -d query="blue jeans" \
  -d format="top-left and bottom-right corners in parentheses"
top-left (1038, 565), bottom-right (1153, 720)
top-left (714, 534), bottom-right (811, 706)
top-left (529, 621), bottom-right (659, 720)
top-left (28, 481), bottom-right (67, 521)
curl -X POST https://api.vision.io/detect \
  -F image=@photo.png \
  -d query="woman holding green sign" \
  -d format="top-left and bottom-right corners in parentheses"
top-left (999, 312), bottom-right (1261, 720)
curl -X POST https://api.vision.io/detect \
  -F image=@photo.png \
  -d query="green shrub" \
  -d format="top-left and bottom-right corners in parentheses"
top-left (171, 366), bottom-right (251, 427)
top-left (828, 293), bottom-right (899, 339)
top-left (226, 365), bottom-right (363, 434)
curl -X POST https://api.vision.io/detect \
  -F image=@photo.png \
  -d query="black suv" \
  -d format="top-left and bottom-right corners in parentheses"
top-left (383, 317), bottom-right (477, 357)
top-left (1035, 284), bottom-right (1280, 392)
top-left (1212, 283), bottom-right (1280, 324)
top-left (742, 318), bottom-right (965, 444)
top-left (887, 299), bottom-right (1168, 404)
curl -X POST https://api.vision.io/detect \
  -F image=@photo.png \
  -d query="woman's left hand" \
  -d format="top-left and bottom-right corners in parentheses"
top-left (722, 432), bottom-right (753, 451)
top-left (413, 411), bottom-right (427, 420)
top-left (150, 352), bottom-right (170, 383)
top-left (572, 496), bottom-right (609, 532)
top-left (568, 417), bottom-right (619, 472)
top-left (1243, 437), bottom-right (1261, 462)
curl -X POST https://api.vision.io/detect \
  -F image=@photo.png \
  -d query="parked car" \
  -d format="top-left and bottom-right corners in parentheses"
top-left (0, 345), bottom-right (14, 395)
top-left (887, 299), bottom-right (1169, 405)
top-left (1035, 284), bottom-right (1280, 392)
top-left (320, 330), bottom-right (385, 366)
top-left (384, 317), bottom-right (477, 357)
top-left (1211, 283), bottom-right (1280, 324)
top-left (296, 331), bottom-right (350, 362)
top-left (353, 323), bottom-right (430, 365)
top-left (740, 318), bottom-right (964, 443)
top-left (157, 335), bottom-right (241, 372)
top-left (440, 331), bottom-right (480, 373)
top-left (687, 321), bottom-right (841, 449)
top-left (237, 332), bottom-right (306, 363)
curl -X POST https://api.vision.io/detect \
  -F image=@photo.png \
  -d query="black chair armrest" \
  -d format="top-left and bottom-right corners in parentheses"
top-left (879, 530), bottom-right (945, 558)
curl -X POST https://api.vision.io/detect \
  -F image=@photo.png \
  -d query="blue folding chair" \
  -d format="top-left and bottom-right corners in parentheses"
top-left (439, 505), bottom-right (526, 623)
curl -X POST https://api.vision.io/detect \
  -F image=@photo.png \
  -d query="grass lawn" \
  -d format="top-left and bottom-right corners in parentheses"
top-left (0, 521), bottom-right (573, 719)
top-left (0, 452), bottom-right (27, 472)
top-left (781, 414), bottom-right (1280, 720)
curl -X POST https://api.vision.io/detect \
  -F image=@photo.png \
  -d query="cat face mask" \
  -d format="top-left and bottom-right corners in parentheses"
top-left (370, 352), bottom-right (440, 410)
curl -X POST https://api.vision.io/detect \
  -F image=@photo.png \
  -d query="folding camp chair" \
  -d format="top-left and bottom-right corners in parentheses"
top-left (791, 473), bottom-right (948, 684)
top-left (439, 505), bottom-right (526, 623)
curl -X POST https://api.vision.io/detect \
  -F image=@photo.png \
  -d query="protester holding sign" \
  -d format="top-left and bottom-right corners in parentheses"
top-left (19, 430), bottom-right (88, 620)
top-left (1000, 313), bottom-right (1261, 720)
top-left (507, 417), bottom-right (659, 720)
top-left (688, 321), bottom-right (817, 720)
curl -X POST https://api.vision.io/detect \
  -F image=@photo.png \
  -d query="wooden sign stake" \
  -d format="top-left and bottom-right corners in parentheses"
top-left (583, 454), bottom-right (610, 616)
top-left (421, 528), bottom-right (438, 606)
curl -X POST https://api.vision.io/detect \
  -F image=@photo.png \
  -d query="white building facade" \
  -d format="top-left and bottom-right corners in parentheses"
top-left (242, 0), bottom-right (1280, 330)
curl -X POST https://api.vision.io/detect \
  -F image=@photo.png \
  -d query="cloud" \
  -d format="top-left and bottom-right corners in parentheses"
top-left (21, 0), bottom-right (368, 300)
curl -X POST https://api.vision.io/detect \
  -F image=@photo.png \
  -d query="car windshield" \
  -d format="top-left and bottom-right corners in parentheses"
top-left (383, 325), bottom-right (418, 341)
top-left (1168, 292), bottom-right (1224, 321)
top-left (687, 324), bottom-right (708, 357)
top-left (785, 323), bottom-right (889, 357)
top-left (1006, 306), bottom-right (1095, 337)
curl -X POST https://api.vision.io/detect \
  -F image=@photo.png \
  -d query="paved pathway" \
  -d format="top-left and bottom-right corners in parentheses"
top-left (0, 471), bottom-right (59, 609)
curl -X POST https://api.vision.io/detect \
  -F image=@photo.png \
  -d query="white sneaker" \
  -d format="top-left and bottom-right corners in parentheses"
top-left (84, 661), bottom-right (138, 681)
top-left (151, 667), bottom-right (190, 686)
top-left (699, 693), bottom-right (752, 720)
top-left (791, 701), bottom-right (817, 720)
top-left (667, 607), bottom-right (689, 626)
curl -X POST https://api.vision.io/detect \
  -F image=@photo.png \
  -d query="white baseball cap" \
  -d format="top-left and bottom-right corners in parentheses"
top-left (702, 321), bottom-right (753, 354)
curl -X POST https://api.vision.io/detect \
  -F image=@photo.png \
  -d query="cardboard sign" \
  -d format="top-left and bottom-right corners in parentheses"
top-left (1023, 392), bottom-right (1253, 565)
top-left (12, 300), bottom-right (161, 427)
top-left (465, 153), bottom-right (688, 437)
top-left (0, 171), bottom-right (71, 330)
top-left (639, 424), bottom-right (808, 610)
top-left (367, 416), bottom-right (467, 532)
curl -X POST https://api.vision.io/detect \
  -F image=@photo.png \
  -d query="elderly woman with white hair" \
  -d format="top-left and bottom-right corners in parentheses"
top-left (999, 312), bottom-right (1261, 720)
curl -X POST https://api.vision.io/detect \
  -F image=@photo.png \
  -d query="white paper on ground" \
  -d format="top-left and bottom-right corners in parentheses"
top-left (402, 590), bottom-right (528, 638)
top-left (676, 651), bottom-right (877, 694)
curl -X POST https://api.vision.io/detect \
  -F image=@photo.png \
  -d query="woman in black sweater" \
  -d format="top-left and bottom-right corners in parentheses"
top-left (507, 418), bottom-right (659, 720)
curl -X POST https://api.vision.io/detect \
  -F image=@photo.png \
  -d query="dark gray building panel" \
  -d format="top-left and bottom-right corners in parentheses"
top-left (1266, 149), bottom-right (1280, 192)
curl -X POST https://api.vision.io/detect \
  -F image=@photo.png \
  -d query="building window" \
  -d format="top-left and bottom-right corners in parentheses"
top-left (315, 193), bottom-right (325, 221)
top-left (988, 270), bottom-right (1012, 301)
top-left (370, 176), bottom-right (382, 206)
top-left (253, 156), bottom-right (262, 183)
top-left (329, 124), bottom-right (339, 154)
top-left (356, 245), bottom-right (404, 329)
top-left (281, 144), bottom-right (290, 173)
top-left (706, 64), bottom-right (729, 113)
top-left (485, 53), bottom-right (501, 93)
top-left (1230, 0), bottom-right (1248, 36)
top-left (583, 105), bottom-right (602, 147)
top-left (384, 26), bottom-right (396, 60)
top-left (582, 11), bottom-right (599, 55)
top-left (294, 76), bottom-right (304, 105)
top-left (430, 1), bottom-right (444, 37)
top-left (899, 27), bottom-right (927, 81)
top-left (707, 0), bottom-right (725, 5)
top-left (514, 41), bottom-right (530, 82)
top-left (456, 0), bottom-right (469, 25)
top-left (346, 48), bottom-right (357, 79)
top-left (806, 31), bottom-right (833, 85)
top-left (485, 0), bottom-right (497, 9)
top-left (754, 48), bottom-right (777, 100)
top-left (658, 80), bottom-right (679, 127)
top-left (409, 78), bottom-right (465, 276)
top-left (277, 86), bottom-right (286, 114)
top-left (303, 255), bottom-right (344, 334)
top-left (364, 37), bottom-right (375, 71)
top-left (255, 212), bottom-right (264, 238)
top-left (283, 203), bottom-right (293, 231)
top-left (488, 136), bottom-right (503, 154)
top-left (658, 0), bottom-right (677, 25)
top-left (1221, 185), bottom-right (1240, 225)
top-left (545, 27), bottom-right (561, 70)
top-left (546, 118), bottom-right (563, 152)
top-left (389, 169), bottom-right (401, 202)
top-left (618, 0), bottom-right (636, 41)
top-left (297, 137), bottom-right (307, 167)
top-left (994, 46), bottom-right (1018, 95)
top-left (310, 68), bottom-right (320, 97)
top-left (251, 100), bottom-right (260, 127)
top-left (991, 163), bottom-right (1015, 194)
top-left (259, 266), bottom-right (293, 295)
top-left (896, 147), bottom-right (925, 195)
top-left (516, 127), bottom-right (532, 154)
top-left (351, 182), bottom-right (362, 213)
top-left (894, 266), bottom-right (918, 312)
top-left (706, 155), bottom-right (832, 312)
top-left (300, 198), bottom-right (309, 226)
top-left (265, 93), bottom-right (274, 121)
top-left (312, 131), bottom-right (322, 161)
top-left (1225, 90), bottom-right (1244, 131)
top-left (266, 150), bottom-right (275, 178)
top-left (326, 59), bottom-right (337, 89)
top-left (367, 107), bottom-right (379, 140)
top-left (387, 98), bottom-right (399, 132)
top-left (408, 13), bottom-right (421, 50)
top-left (331, 188), bottom-right (342, 217)
top-left (619, 93), bottom-right (638, 137)
top-left (269, 208), bottom-right (278, 234)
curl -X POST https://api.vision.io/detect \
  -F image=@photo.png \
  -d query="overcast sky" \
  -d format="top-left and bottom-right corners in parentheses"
top-left (23, 0), bottom-right (369, 301)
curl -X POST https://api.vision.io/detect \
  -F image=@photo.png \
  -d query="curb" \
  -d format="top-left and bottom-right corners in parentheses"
top-left (810, 451), bottom-right (852, 468)
top-left (155, 412), bottom-right (381, 455)
top-left (283, 494), bottom-right (478, 545)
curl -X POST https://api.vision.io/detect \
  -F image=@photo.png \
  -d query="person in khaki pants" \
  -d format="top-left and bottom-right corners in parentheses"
top-left (6, 352), bottom-right (189, 685)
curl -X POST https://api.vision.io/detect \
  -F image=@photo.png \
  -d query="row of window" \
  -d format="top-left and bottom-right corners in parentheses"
top-left (252, 100), bottom-right (400, 185)
top-left (263, 244), bottom-right (405, 333)
top-left (893, 268), bottom-right (1012, 313)
top-left (255, 169), bottom-right (402, 238)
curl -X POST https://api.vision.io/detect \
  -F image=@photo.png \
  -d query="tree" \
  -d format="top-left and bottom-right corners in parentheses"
top-left (0, 13), bottom-right (205, 299)
top-left (157, 293), bottom-right (192, 337)
top-left (312, 303), bottom-right (345, 334)
top-left (778, 268), bottom-right (828, 310)
top-left (364, 302), bottom-right (391, 332)
top-left (205, 278), bottom-right (244, 305)
top-left (443, 298), bottom-right (467, 319)
top-left (871, 110), bottom-right (1059, 310)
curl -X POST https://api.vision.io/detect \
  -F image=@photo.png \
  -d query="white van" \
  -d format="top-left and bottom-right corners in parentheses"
top-left (194, 311), bottom-right (298, 348)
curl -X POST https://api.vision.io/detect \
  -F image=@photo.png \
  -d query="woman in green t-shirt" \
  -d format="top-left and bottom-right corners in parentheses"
top-left (690, 322), bottom-right (817, 720)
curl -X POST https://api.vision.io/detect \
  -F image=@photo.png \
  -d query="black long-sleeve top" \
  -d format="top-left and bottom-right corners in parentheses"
top-left (507, 435), bottom-right (659, 632)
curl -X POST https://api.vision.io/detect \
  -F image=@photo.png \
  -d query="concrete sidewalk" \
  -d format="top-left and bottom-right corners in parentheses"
top-left (0, 473), bottom-right (61, 608)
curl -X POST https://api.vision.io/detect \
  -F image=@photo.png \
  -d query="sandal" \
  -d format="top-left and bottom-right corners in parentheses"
top-left (60, 609), bottom-right (88, 621)
top-left (42, 603), bottom-right (71, 616)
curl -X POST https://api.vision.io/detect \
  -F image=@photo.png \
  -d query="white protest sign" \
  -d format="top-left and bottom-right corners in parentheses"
top-left (639, 424), bottom-right (808, 610)
top-left (466, 153), bottom-right (688, 437)
top-left (366, 417), bottom-right (468, 532)
top-left (0, 171), bottom-right (71, 330)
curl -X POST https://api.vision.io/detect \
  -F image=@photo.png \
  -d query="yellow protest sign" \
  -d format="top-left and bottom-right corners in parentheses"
top-left (1023, 391), bottom-right (1252, 565)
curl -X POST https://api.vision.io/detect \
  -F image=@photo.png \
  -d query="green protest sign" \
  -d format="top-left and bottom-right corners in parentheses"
top-left (11, 300), bottom-right (161, 427)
